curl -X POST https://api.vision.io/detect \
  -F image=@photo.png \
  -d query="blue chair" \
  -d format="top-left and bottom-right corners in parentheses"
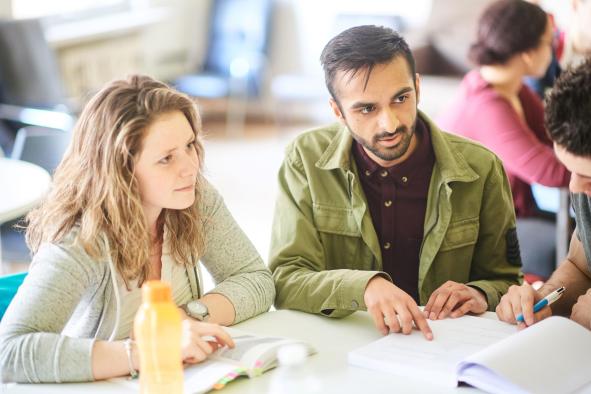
top-left (174, 0), bottom-right (273, 99)
top-left (174, 0), bottom-right (273, 135)
top-left (0, 272), bottom-right (26, 320)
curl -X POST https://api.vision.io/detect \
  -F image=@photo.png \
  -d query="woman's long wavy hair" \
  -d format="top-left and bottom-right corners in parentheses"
top-left (26, 75), bottom-right (205, 286)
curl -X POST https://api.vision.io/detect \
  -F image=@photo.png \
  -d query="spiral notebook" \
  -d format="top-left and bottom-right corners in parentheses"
top-left (348, 315), bottom-right (591, 394)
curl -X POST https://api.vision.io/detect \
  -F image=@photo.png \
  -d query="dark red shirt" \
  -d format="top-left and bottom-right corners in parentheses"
top-left (352, 118), bottom-right (435, 302)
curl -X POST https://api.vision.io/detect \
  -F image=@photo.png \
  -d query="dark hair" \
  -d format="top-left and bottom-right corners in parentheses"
top-left (545, 58), bottom-right (591, 156)
top-left (320, 25), bottom-right (416, 101)
top-left (469, 0), bottom-right (548, 66)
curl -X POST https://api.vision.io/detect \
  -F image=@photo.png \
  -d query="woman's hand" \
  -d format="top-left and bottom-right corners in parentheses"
top-left (181, 320), bottom-right (235, 364)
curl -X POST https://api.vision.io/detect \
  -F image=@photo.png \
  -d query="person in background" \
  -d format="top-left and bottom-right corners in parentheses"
top-left (438, 0), bottom-right (570, 284)
top-left (525, 0), bottom-right (591, 98)
top-left (523, 1), bottom-right (561, 99)
top-left (0, 75), bottom-right (275, 383)
top-left (269, 25), bottom-right (522, 340)
top-left (497, 59), bottom-right (591, 331)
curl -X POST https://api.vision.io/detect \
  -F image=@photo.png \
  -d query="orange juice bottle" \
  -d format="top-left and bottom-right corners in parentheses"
top-left (134, 280), bottom-right (184, 394)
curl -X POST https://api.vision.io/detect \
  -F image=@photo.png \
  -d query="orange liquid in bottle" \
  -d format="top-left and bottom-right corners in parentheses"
top-left (134, 280), bottom-right (183, 394)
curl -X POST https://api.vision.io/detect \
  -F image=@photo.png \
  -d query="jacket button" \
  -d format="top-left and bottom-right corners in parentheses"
top-left (383, 242), bottom-right (392, 250)
top-left (351, 300), bottom-right (359, 309)
top-left (380, 170), bottom-right (388, 178)
top-left (401, 176), bottom-right (408, 183)
top-left (384, 200), bottom-right (392, 207)
top-left (365, 170), bottom-right (371, 176)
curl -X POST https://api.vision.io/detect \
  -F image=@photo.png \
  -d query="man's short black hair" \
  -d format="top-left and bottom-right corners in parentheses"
top-left (545, 58), bottom-right (591, 156)
top-left (320, 25), bottom-right (416, 102)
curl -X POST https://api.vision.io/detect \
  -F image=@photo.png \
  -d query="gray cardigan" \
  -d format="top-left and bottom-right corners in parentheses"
top-left (0, 179), bottom-right (275, 383)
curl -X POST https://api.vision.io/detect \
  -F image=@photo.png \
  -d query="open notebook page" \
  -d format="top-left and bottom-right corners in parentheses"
top-left (457, 316), bottom-right (591, 394)
top-left (111, 360), bottom-right (243, 394)
top-left (183, 359), bottom-right (244, 394)
top-left (348, 315), bottom-right (517, 387)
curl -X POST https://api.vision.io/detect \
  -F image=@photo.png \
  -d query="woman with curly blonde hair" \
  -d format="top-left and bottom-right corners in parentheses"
top-left (0, 75), bottom-right (275, 383)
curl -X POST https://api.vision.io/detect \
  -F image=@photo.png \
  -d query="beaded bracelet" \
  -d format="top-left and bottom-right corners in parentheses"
top-left (123, 338), bottom-right (139, 379)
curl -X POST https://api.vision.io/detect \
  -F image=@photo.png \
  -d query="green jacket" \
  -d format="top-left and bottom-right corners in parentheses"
top-left (269, 112), bottom-right (522, 318)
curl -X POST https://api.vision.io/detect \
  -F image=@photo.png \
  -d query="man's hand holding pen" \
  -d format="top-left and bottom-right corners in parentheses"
top-left (496, 283), bottom-right (562, 327)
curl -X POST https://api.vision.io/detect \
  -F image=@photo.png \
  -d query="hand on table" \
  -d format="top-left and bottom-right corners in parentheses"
top-left (424, 281), bottom-right (488, 320)
top-left (364, 276), bottom-right (433, 340)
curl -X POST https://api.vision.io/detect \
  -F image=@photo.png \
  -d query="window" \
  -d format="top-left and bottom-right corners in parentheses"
top-left (11, 0), bottom-right (136, 22)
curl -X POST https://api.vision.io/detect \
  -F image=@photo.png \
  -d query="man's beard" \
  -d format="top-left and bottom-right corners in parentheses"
top-left (348, 120), bottom-right (416, 163)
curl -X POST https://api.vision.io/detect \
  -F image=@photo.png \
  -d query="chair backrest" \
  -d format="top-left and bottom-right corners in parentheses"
top-left (0, 18), bottom-right (66, 110)
top-left (0, 272), bottom-right (27, 321)
top-left (202, 0), bottom-right (273, 96)
top-left (10, 126), bottom-right (71, 174)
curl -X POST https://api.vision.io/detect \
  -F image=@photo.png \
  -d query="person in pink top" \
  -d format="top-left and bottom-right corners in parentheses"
top-left (438, 0), bottom-right (570, 283)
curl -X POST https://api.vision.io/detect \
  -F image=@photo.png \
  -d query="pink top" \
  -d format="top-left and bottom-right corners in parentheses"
top-left (437, 70), bottom-right (570, 217)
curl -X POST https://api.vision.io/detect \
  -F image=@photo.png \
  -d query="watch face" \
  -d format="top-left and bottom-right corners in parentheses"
top-left (187, 301), bottom-right (207, 317)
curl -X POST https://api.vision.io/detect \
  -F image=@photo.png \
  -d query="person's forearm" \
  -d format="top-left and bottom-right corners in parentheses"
top-left (540, 260), bottom-right (591, 316)
top-left (91, 340), bottom-right (138, 381)
top-left (201, 293), bottom-right (236, 326)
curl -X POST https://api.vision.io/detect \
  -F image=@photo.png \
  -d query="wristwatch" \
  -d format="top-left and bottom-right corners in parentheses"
top-left (182, 300), bottom-right (210, 321)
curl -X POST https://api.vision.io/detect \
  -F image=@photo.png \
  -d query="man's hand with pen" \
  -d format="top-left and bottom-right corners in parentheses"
top-left (496, 283), bottom-right (564, 328)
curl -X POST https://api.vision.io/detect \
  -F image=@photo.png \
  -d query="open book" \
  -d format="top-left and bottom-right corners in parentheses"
top-left (348, 315), bottom-right (591, 394)
top-left (113, 331), bottom-right (315, 393)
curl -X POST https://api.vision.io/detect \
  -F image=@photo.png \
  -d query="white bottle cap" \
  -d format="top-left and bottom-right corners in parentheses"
top-left (277, 344), bottom-right (308, 367)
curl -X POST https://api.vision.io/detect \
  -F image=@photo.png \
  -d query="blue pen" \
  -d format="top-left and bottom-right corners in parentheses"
top-left (516, 286), bottom-right (565, 323)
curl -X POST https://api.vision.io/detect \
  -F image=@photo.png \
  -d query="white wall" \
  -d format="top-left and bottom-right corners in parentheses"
top-left (141, 0), bottom-right (211, 80)
top-left (267, 0), bottom-right (432, 78)
top-left (0, 0), bottom-right (11, 17)
top-left (540, 0), bottom-right (572, 30)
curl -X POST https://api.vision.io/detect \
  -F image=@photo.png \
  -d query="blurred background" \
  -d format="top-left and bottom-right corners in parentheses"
top-left (0, 0), bottom-right (574, 284)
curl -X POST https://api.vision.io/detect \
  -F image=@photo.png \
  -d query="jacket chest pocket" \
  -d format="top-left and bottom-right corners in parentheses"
top-left (313, 203), bottom-right (359, 236)
top-left (313, 203), bottom-right (367, 270)
top-left (440, 216), bottom-right (479, 251)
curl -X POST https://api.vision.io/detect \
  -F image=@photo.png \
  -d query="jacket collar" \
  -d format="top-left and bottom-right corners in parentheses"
top-left (315, 111), bottom-right (479, 184)
top-left (315, 122), bottom-right (354, 171)
top-left (425, 112), bottom-right (479, 184)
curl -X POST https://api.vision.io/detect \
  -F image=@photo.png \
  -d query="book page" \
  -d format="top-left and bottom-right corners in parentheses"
top-left (348, 315), bottom-right (516, 387)
top-left (214, 334), bottom-right (313, 375)
top-left (215, 334), bottom-right (286, 362)
top-left (110, 360), bottom-right (243, 394)
top-left (183, 359), bottom-right (245, 394)
top-left (457, 316), bottom-right (591, 394)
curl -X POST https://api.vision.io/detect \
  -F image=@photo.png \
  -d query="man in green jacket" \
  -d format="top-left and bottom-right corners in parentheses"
top-left (269, 25), bottom-right (522, 339)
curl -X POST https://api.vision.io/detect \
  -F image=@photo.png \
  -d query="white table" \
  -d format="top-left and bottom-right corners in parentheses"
top-left (0, 158), bottom-right (51, 270)
top-left (0, 158), bottom-right (51, 224)
top-left (5, 310), bottom-right (496, 394)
